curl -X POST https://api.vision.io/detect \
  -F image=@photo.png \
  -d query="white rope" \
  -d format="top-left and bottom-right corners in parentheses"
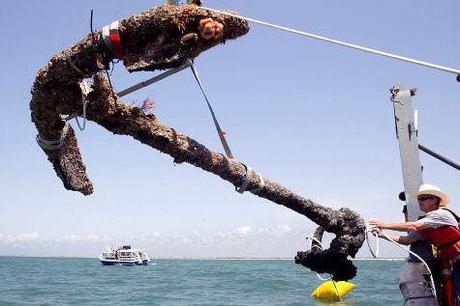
top-left (68, 80), bottom-right (92, 131)
top-left (306, 234), bottom-right (345, 303)
top-left (75, 97), bottom-right (88, 131)
top-left (307, 236), bottom-right (330, 280)
top-left (365, 229), bottom-right (380, 258)
top-left (370, 231), bottom-right (437, 299)
top-left (203, 7), bottom-right (460, 76)
top-left (308, 235), bottom-right (324, 250)
top-left (306, 235), bottom-right (332, 281)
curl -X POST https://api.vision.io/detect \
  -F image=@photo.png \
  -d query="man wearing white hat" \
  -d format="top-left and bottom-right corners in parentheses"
top-left (370, 184), bottom-right (460, 305)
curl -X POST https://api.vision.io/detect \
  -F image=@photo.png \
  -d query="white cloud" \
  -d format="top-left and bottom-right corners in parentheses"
top-left (0, 224), bottom-right (313, 257)
top-left (215, 231), bottom-right (227, 238)
top-left (17, 232), bottom-right (40, 242)
top-left (60, 234), bottom-right (99, 243)
top-left (181, 237), bottom-right (193, 244)
top-left (0, 232), bottom-right (40, 244)
top-left (277, 224), bottom-right (292, 235)
top-left (255, 224), bottom-right (292, 237)
top-left (233, 226), bottom-right (252, 237)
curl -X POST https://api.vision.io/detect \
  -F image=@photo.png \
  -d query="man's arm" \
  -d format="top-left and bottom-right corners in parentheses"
top-left (371, 228), bottom-right (419, 245)
top-left (369, 218), bottom-right (428, 232)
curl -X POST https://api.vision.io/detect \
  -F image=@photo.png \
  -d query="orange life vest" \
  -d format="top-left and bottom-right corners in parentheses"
top-left (420, 225), bottom-right (460, 261)
top-left (419, 208), bottom-right (460, 306)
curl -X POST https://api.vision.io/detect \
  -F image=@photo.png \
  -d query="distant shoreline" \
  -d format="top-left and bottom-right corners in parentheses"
top-left (0, 255), bottom-right (405, 261)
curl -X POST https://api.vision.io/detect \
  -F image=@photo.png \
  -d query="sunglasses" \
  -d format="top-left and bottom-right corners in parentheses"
top-left (418, 196), bottom-right (434, 202)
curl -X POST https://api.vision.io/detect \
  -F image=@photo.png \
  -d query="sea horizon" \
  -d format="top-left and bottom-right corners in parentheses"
top-left (0, 254), bottom-right (405, 261)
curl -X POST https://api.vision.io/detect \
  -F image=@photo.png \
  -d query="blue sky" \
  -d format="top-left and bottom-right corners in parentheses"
top-left (1, 0), bottom-right (459, 258)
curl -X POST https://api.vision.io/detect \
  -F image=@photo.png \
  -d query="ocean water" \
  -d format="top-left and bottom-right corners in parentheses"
top-left (0, 257), bottom-right (403, 305)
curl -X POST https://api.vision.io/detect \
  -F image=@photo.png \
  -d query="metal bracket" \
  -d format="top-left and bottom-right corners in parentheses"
top-left (390, 85), bottom-right (416, 105)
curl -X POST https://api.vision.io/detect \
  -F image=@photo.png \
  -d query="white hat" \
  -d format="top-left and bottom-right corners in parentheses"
top-left (412, 184), bottom-right (449, 207)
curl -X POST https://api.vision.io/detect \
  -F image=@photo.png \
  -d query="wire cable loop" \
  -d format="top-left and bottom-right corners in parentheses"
top-left (365, 229), bottom-right (380, 258)
top-left (235, 163), bottom-right (265, 194)
top-left (68, 59), bottom-right (87, 77)
top-left (36, 123), bottom-right (69, 151)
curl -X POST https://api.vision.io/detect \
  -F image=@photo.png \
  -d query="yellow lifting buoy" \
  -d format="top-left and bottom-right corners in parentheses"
top-left (311, 280), bottom-right (355, 301)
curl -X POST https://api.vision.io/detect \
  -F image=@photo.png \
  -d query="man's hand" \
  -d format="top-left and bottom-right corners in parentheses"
top-left (371, 227), bottom-right (382, 237)
top-left (368, 218), bottom-right (384, 229)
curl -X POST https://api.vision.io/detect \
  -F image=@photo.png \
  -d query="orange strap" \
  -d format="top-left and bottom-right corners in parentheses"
top-left (441, 259), bottom-right (457, 306)
top-left (102, 21), bottom-right (124, 59)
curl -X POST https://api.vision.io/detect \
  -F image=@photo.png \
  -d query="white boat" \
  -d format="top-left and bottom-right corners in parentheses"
top-left (98, 245), bottom-right (151, 266)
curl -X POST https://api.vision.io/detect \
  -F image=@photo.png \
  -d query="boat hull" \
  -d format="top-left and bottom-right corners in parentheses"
top-left (100, 260), bottom-right (117, 266)
top-left (98, 257), bottom-right (150, 266)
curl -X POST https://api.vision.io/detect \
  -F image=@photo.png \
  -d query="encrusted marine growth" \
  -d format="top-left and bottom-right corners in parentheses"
top-left (30, 3), bottom-right (365, 280)
top-left (30, 4), bottom-right (249, 194)
top-left (296, 219), bottom-right (365, 280)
